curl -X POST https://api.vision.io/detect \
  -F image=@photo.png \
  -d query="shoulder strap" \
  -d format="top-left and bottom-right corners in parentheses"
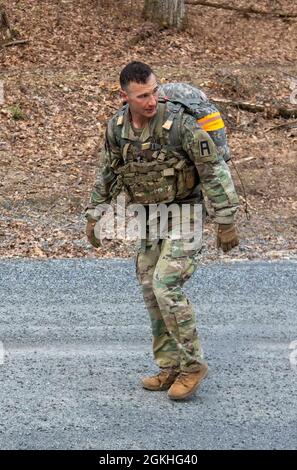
top-left (161, 99), bottom-right (192, 152)
top-left (112, 100), bottom-right (190, 157)
top-left (111, 104), bottom-right (128, 149)
top-left (115, 104), bottom-right (127, 126)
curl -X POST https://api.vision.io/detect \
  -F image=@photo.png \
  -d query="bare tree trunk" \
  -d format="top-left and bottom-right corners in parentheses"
top-left (0, 4), bottom-right (12, 42)
top-left (143, 0), bottom-right (187, 30)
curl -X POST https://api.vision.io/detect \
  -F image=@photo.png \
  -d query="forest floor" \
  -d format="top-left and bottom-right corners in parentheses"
top-left (0, 0), bottom-right (296, 262)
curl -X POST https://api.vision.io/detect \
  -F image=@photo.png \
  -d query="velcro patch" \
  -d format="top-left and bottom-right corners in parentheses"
top-left (141, 142), bottom-right (151, 150)
top-left (163, 168), bottom-right (175, 177)
top-left (200, 140), bottom-right (211, 157)
top-left (162, 119), bottom-right (173, 130)
top-left (174, 160), bottom-right (186, 170)
top-left (117, 115), bottom-right (124, 126)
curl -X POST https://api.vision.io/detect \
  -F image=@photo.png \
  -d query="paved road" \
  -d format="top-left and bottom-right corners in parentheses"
top-left (0, 259), bottom-right (296, 450)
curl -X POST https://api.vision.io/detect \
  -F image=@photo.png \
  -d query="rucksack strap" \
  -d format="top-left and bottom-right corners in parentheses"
top-left (113, 100), bottom-right (188, 156)
top-left (120, 139), bottom-right (163, 152)
top-left (161, 100), bottom-right (187, 151)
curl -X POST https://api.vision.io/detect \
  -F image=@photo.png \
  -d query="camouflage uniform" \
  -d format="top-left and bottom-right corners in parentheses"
top-left (86, 98), bottom-right (239, 373)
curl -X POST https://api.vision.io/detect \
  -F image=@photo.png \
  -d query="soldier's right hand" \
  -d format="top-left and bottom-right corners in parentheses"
top-left (217, 223), bottom-right (239, 253)
top-left (86, 219), bottom-right (101, 248)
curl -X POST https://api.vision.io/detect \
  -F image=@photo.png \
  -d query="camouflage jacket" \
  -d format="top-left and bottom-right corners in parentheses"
top-left (85, 101), bottom-right (239, 224)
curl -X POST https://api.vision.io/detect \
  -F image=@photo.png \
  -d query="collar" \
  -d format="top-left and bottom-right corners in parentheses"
top-left (121, 103), bottom-right (166, 142)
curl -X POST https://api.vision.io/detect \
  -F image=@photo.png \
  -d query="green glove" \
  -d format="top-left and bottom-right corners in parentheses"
top-left (217, 223), bottom-right (239, 253)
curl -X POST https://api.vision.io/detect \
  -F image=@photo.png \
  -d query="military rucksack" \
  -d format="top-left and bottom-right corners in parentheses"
top-left (158, 82), bottom-right (231, 162)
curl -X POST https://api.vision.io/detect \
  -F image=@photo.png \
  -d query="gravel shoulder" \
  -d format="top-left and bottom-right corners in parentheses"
top-left (0, 259), bottom-right (296, 450)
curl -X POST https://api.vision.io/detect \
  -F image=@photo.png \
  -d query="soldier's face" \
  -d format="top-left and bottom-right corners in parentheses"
top-left (121, 74), bottom-right (159, 119)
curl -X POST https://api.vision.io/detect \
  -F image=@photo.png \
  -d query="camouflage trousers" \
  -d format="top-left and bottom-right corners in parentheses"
top-left (136, 237), bottom-right (205, 373)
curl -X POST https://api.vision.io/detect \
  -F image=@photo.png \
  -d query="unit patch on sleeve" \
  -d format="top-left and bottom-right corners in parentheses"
top-left (200, 140), bottom-right (211, 157)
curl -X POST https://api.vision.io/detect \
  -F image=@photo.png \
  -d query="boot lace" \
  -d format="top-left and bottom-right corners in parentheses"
top-left (174, 372), bottom-right (190, 385)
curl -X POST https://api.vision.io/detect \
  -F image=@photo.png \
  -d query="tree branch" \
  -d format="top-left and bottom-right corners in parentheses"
top-left (211, 97), bottom-right (297, 119)
top-left (264, 120), bottom-right (297, 132)
top-left (185, 1), bottom-right (297, 18)
top-left (1, 39), bottom-right (29, 47)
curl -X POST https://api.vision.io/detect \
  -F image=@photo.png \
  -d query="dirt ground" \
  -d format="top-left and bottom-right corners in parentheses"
top-left (0, 0), bottom-right (296, 261)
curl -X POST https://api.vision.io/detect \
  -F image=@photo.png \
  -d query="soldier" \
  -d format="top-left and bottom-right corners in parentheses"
top-left (85, 61), bottom-right (239, 400)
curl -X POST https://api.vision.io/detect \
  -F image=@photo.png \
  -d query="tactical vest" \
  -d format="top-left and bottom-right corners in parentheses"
top-left (107, 84), bottom-right (230, 205)
top-left (109, 100), bottom-right (200, 205)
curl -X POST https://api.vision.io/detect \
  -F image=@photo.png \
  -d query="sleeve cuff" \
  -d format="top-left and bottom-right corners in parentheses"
top-left (214, 216), bottom-right (235, 224)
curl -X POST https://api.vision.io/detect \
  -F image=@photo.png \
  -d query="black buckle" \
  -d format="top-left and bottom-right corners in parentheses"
top-left (150, 143), bottom-right (162, 151)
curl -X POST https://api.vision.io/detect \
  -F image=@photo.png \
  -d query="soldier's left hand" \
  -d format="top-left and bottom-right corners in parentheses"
top-left (217, 223), bottom-right (239, 252)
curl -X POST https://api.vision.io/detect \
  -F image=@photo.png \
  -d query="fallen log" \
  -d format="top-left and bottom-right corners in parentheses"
top-left (211, 97), bottom-right (297, 119)
top-left (264, 120), bottom-right (297, 132)
top-left (185, 0), bottom-right (297, 19)
top-left (2, 39), bottom-right (29, 47)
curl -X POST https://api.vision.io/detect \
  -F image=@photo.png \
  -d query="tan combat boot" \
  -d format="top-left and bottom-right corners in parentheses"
top-left (167, 363), bottom-right (208, 400)
top-left (141, 367), bottom-right (180, 391)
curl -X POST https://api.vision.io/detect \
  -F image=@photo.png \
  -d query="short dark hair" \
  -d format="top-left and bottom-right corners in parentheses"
top-left (120, 61), bottom-right (153, 90)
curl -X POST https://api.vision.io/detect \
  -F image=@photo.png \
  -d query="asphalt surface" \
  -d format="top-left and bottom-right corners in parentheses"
top-left (0, 259), bottom-right (296, 450)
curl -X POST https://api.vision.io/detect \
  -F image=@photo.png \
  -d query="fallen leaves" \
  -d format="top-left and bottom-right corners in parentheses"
top-left (0, 0), bottom-right (296, 260)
